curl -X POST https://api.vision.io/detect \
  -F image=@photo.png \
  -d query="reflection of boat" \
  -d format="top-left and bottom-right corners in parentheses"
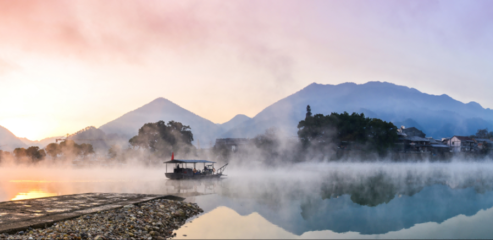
top-left (164, 155), bottom-right (228, 180)
top-left (164, 179), bottom-right (221, 197)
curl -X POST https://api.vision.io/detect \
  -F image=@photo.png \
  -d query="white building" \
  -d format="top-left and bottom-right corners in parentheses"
top-left (448, 136), bottom-right (476, 153)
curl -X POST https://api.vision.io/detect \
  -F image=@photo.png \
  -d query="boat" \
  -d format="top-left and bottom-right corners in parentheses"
top-left (164, 154), bottom-right (228, 180)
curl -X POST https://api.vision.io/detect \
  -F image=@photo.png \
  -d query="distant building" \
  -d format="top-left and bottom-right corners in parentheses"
top-left (395, 127), bottom-right (450, 153)
top-left (448, 136), bottom-right (477, 153)
top-left (214, 138), bottom-right (249, 152)
top-left (473, 138), bottom-right (493, 151)
top-left (397, 126), bottom-right (426, 138)
top-left (404, 136), bottom-right (431, 152)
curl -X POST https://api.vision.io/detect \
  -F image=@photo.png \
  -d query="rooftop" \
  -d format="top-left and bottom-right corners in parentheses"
top-left (406, 136), bottom-right (430, 142)
top-left (164, 159), bottom-right (216, 164)
top-left (453, 136), bottom-right (474, 142)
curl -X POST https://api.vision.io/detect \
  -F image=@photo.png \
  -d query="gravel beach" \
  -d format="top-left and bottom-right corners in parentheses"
top-left (0, 199), bottom-right (203, 240)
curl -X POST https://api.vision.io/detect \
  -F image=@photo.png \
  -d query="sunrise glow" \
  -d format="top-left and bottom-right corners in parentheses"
top-left (0, 0), bottom-right (491, 140)
top-left (11, 190), bottom-right (57, 201)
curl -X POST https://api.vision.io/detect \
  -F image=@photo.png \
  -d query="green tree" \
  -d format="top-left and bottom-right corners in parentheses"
top-left (0, 150), bottom-right (11, 163)
top-left (55, 140), bottom-right (95, 159)
top-left (476, 128), bottom-right (491, 139)
top-left (108, 145), bottom-right (121, 159)
top-left (366, 118), bottom-right (399, 154)
top-left (13, 148), bottom-right (27, 159)
top-left (79, 143), bottom-right (95, 156)
top-left (38, 149), bottom-right (46, 160)
top-left (129, 120), bottom-right (195, 157)
top-left (59, 140), bottom-right (81, 156)
top-left (297, 113), bottom-right (337, 148)
top-left (45, 143), bottom-right (60, 159)
top-left (297, 112), bottom-right (371, 148)
top-left (26, 146), bottom-right (43, 162)
top-left (297, 111), bottom-right (398, 155)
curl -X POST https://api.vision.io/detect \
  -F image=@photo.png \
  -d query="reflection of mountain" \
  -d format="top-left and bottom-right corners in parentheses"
top-left (301, 185), bottom-right (493, 234)
top-left (318, 173), bottom-right (427, 207)
top-left (190, 166), bottom-right (493, 237)
top-left (179, 196), bottom-right (493, 239)
top-left (196, 184), bottom-right (493, 235)
top-left (174, 206), bottom-right (299, 239)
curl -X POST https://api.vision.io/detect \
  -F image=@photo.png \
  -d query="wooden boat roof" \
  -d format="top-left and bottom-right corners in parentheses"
top-left (164, 159), bottom-right (216, 164)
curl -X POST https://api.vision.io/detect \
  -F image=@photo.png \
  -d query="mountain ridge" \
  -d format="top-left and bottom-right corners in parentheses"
top-left (0, 125), bottom-right (27, 151)
top-left (224, 81), bottom-right (493, 139)
top-left (2, 81), bottom-right (492, 150)
top-left (98, 97), bottom-right (222, 146)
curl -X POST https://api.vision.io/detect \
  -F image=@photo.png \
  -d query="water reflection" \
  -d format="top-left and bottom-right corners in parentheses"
top-left (2, 164), bottom-right (493, 238)
top-left (0, 177), bottom-right (221, 202)
top-left (174, 203), bottom-right (493, 239)
top-left (176, 164), bottom-right (493, 238)
top-left (11, 190), bottom-right (57, 201)
top-left (164, 180), bottom-right (222, 197)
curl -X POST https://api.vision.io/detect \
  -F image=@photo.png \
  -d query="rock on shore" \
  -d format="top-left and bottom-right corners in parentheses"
top-left (0, 199), bottom-right (203, 240)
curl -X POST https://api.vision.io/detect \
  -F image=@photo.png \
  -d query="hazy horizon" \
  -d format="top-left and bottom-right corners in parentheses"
top-left (1, 0), bottom-right (492, 140)
top-left (1, 3), bottom-right (492, 238)
top-left (3, 80), bottom-right (491, 142)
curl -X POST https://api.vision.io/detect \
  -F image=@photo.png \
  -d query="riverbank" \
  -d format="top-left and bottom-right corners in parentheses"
top-left (0, 198), bottom-right (203, 239)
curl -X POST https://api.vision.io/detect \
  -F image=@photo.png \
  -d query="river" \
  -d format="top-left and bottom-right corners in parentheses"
top-left (1, 162), bottom-right (493, 239)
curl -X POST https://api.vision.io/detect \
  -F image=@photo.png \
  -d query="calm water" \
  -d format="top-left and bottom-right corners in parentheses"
top-left (2, 163), bottom-right (493, 239)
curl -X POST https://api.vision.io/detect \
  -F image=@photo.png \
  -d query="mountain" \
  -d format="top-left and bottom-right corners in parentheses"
top-left (97, 82), bottom-right (493, 144)
top-left (0, 126), bottom-right (27, 151)
top-left (67, 126), bottom-right (110, 151)
top-left (99, 98), bottom-right (222, 146)
top-left (18, 136), bottom-right (61, 148)
top-left (219, 114), bottom-right (251, 132)
top-left (224, 82), bottom-right (493, 139)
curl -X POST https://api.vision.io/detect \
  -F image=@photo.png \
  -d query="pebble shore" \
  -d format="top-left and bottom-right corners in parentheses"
top-left (0, 199), bottom-right (203, 240)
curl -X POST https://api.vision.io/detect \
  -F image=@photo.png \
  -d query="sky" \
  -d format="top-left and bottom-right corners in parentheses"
top-left (0, 0), bottom-right (492, 140)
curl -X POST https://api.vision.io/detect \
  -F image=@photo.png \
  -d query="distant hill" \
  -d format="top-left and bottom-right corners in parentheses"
top-left (4, 82), bottom-right (491, 150)
top-left (0, 126), bottom-right (27, 151)
top-left (219, 114), bottom-right (251, 132)
top-left (67, 126), bottom-right (110, 151)
top-left (99, 98), bottom-right (223, 146)
top-left (18, 136), bottom-right (61, 148)
top-left (224, 82), bottom-right (493, 139)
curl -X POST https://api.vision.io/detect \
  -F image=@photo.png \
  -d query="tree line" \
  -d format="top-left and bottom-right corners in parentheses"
top-left (105, 120), bottom-right (196, 164)
top-left (212, 105), bottom-right (403, 164)
top-left (11, 104), bottom-right (486, 166)
top-left (298, 105), bottom-right (398, 156)
top-left (0, 140), bottom-right (95, 164)
top-left (471, 129), bottom-right (493, 139)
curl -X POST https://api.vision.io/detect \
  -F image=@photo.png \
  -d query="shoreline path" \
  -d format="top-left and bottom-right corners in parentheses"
top-left (0, 193), bottom-right (203, 239)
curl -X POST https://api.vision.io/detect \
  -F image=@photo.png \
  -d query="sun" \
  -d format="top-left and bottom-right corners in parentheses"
top-left (0, 117), bottom-right (59, 141)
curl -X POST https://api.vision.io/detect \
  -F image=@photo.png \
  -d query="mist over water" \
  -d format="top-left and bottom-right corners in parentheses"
top-left (2, 161), bottom-right (493, 202)
top-left (184, 162), bottom-right (493, 239)
top-left (2, 160), bottom-right (493, 238)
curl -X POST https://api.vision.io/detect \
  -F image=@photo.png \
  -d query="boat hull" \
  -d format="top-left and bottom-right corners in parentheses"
top-left (165, 173), bottom-right (223, 180)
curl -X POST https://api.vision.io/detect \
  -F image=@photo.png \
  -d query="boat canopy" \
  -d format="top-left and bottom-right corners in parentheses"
top-left (164, 159), bottom-right (216, 164)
